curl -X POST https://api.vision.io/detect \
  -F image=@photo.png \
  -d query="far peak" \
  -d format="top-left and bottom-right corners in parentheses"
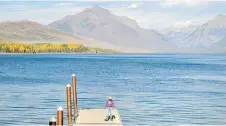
top-left (82, 5), bottom-right (111, 16)
top-left (217, 14), bottom-right (224, 17)
top-left (215, 14), bottom-right (226, 19)
top-left (88, 5), bottom-right (110, 14)
top-left (92, 5), bottom-right (102, 8)
top-left (91, 5), bottom-right (102, 9)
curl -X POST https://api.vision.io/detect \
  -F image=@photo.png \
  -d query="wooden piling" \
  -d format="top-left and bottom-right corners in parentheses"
top-left (72, 74), bottom-right (77, 120)
top-left (49, 74), bottom-right (124, 125)
top-left (49, 117), bottom-right (56, 126)
top-left (66, 84), bottom-right (72, 125)
top-left (57, 106), bottom-right (63, 126)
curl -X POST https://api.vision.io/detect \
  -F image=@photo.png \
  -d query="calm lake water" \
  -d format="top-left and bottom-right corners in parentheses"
top-left (0, 54), bottom-right (226, 126)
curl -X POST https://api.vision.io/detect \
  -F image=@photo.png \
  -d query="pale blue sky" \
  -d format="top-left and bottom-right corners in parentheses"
top-left (0, 0), bottom-right (226, 30)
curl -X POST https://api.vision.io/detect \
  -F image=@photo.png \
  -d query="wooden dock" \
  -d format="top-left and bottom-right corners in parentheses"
top-left (74, 109), bottom-right (123, 126)
top-left (49, 74), bottom-right (123, 126)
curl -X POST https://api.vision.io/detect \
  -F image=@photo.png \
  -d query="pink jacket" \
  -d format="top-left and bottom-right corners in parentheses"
top-left (105, 99), bottom-right (115, 108)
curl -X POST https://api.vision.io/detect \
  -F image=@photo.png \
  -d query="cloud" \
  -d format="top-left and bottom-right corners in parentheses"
top-left (161, 0), bottom-right (208, 8)
top-left (1, 5), bottom-right (28, 11)
top-left (173, 20), bottom-right (193, 28)
top-left (170, 14), bottom-right (217, 28)
top-left (108, 6), bottom-right (180, 29)
top-left (4, 5), bottom-right (25, 9)
top-left (127, 2), bottom-right (143, 9)
top-left (0, 0), bottom-right (153, 1)
top-left (0, 5), bottom-right (88, 24)
top-left (55, 2), bottom-right (73, 7)
top-left (108, 5), bottom-right (220, 29)
top-left (3, 5), bottom-right (25, 9)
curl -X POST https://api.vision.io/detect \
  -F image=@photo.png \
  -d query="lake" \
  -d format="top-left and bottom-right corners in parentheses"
top-left (0, 54), bottom-right (226, 126)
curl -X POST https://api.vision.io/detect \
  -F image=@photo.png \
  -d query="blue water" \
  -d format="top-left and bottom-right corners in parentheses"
top-left (0, 54), bottom-right (226, 126)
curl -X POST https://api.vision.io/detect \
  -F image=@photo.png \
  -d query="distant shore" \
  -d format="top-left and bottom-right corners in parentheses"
top-left (0, 42), bottom-right (119, 54)
top-left (0, 52), bottom-right (118, 54)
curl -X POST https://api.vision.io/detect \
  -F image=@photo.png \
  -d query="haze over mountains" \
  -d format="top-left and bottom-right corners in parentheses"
top-left (162, 14), bottom-right (226, 52)
top-left (48, 6), bottom-right (177, 53)
top-left (0, 20), bottom-right (142, 53)
top-left (0, 5), bottom-right (225, 53)
top-left (0, 20), bottom-right (84, 43)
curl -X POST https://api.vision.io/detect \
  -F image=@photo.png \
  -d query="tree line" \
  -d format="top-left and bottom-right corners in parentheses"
top-left (0, 42), bottom-right (92, 53)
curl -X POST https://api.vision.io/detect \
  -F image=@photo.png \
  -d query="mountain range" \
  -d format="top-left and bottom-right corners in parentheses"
top-left (0, 20), bottom-right (145, 53)
top-left (48, 6), bottom-right (177, 53)
top-left (0, 6), bottom-right (225, 53)
top-left (0, 20), bottom-right (85, 43)
top-left (161, 14), bottom-right (226, 52)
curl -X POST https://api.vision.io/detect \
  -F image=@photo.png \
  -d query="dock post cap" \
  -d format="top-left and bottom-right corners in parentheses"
top-left (72, 74), bottom-right (76, 76)
top-left (57, 106), bottom-right (63, 111)
top-left (66, 84), bottom-right (71, 87)
top-left (49, 117), bottom-right (56, 122)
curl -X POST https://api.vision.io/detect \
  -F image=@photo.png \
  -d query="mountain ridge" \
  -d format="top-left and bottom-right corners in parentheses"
top-left (48, 6), bottom-right (178, 53)
top-left (162, 14), bottom-right (226, 52)
top-left (0, 20), bottom-right (150, 53)
top-left (0, 20), bottom-right (83, 42)
top-left (1, 6), bottom-right (225, 53)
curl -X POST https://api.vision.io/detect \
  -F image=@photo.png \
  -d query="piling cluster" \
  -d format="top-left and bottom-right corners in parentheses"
top-left (49, 74), bottom-right (78, 126)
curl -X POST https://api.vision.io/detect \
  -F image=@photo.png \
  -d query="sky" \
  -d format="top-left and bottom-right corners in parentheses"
top-left (0, 0), bottom-right (226, 30)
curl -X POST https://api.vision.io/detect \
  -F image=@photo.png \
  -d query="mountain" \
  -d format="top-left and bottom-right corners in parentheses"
top-left (0, 20), bottom-right (91, 44)
top-left (160, 25), bottom-right (199, 39)
top-left (48, 6), bottom-right (177, 53)
top-left (0, 20), bottom-right (138, 52)
top-left (162, 14), bottom-right (226, 50)
top-left (208, 36), bottom-right (226, 52)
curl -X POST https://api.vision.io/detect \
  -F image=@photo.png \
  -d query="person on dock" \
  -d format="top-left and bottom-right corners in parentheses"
top-left (105, 96), bottom-right (115, 121)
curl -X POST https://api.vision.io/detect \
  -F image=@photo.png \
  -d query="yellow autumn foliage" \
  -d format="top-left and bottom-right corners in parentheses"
top-left (0, 42), bottom-right (90, 53)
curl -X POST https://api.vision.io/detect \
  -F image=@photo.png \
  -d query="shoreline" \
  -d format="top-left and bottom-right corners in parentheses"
top-left (0, 52), bottom-right (225, 55)
top-left (0, 52), bottom-right (119, 55)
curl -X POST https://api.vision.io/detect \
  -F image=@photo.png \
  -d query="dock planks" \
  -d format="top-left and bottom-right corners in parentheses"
top-left (74, 109), bottom-right (123, 126)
